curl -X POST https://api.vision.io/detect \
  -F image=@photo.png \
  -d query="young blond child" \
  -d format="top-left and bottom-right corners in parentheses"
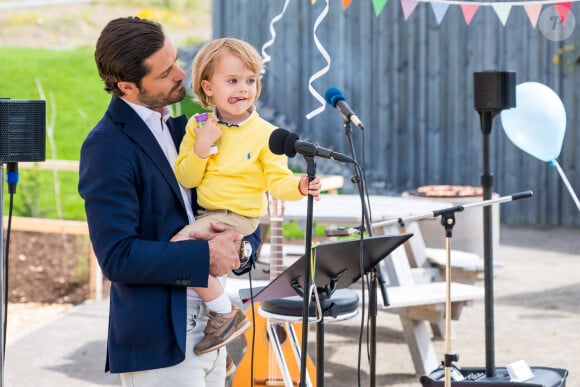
top-left (172, 37), bottom-right (321, 356)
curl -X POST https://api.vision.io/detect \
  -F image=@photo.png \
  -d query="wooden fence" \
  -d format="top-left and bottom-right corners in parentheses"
top-left (212, 0), bottom-right (580, 227)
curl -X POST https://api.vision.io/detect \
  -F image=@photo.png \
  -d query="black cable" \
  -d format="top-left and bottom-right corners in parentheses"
top-left (248, 270), bottom-right (256, 387)
top-left (3, 163), bottom-right (18, 361)
top-left (3, 192), bottom-right (14, 360)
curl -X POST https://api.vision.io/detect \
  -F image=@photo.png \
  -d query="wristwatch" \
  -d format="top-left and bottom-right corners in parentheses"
top-left (240, 240), bottom-right (252, 263)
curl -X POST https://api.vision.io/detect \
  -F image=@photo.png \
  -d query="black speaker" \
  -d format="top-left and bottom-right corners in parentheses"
top-left (0, 99), bottom-right (46, 163)
top-left (473, 71), bottom-right (516, 112)
top-left (421, 366), bottom-right (567, 387)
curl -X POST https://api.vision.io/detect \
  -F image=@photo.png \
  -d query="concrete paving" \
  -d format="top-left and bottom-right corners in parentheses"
top-left (4, 224), bottom-right (579, 386)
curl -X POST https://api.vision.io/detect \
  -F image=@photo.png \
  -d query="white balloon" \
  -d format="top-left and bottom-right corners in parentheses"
top-left (500, 82), bottom-right (566, 162)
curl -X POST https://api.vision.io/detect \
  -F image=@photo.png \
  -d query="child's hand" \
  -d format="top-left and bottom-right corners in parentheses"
top-left (299, 176), bottom-right (322, 201)
top-left (193, 116), bottom-right (221, 158)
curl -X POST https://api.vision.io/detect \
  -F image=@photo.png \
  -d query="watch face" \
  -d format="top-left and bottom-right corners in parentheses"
top-left (241, 241), bottom-right (252, 262)
top-left (243, 241), bottom-right (252, 256)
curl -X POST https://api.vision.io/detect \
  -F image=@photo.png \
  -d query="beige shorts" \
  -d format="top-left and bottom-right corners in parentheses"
top-left (177, 210), bottom-right (259, 239)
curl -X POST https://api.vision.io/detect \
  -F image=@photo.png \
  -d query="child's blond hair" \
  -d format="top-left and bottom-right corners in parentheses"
top-left (191, 37), bottom-right (263, 109)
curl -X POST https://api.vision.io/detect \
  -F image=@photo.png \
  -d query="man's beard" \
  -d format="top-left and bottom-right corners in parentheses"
top-left (138, 83), bottom-right (186, 110)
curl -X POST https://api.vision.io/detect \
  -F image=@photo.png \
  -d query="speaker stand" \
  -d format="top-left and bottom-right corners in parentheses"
top-left (1, 164), bottom-right (6, 386)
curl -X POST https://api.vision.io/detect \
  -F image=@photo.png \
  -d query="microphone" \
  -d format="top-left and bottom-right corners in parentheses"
top-left (324, 226), bottom-right (361, 237)
top-left (324, 87), bottom-right (365, 130)
top-left (269, 128), bottom-right (355, 164)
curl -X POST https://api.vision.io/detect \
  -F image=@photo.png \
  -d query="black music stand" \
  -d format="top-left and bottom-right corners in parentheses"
top-left (239, 234), bottom-right (412, 387)
top-left (240, 234), bottom-right (411, 304)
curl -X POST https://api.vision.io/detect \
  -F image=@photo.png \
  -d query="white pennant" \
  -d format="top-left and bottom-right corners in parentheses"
top-left (492, 3), bottom-right (512, 25)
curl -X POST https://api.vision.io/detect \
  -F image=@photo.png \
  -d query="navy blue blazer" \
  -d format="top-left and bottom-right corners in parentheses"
top-left (79, 97), bottom-right (260, 373)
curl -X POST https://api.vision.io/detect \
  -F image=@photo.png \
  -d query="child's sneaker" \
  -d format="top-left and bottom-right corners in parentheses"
top-left (194, 306), bottom-right (250, 355)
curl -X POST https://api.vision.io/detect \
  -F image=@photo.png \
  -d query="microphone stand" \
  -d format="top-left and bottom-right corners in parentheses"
top-left (299, 155), bottom-right (316, 387)
top-left (341, 120), bottom-right (387, 387)
top-left (372, 191), bottom-right (533, 387)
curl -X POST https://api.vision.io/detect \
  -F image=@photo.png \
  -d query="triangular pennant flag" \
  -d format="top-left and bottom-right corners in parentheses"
top-left (430, 2), bottom-right (450, 24)
top-left (372, 0), bottom-right (389, 16)
top-left (523, 3), bottom-right (543, 29)
top-left (461, 4), bottom-right (479, 25)
top-left (342, 0), bottom-right (352, 9)
top-left (554, 2), bottom-right (573, 25)
top-left (492, 3), bottom-right (512, 26)
top-left (401, 0), bottom-right (419, 20)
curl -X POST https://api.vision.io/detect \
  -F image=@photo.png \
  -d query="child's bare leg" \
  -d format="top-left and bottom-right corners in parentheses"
top-left (194, 275), bottom-right (232, 314)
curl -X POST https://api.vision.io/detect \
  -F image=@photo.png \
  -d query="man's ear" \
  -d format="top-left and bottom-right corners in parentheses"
top-left (118, 81), bottom-right (137, 96)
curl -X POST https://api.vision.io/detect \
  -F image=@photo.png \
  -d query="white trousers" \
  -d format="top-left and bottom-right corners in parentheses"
top-left (119, 300), bottom-right (227, 387)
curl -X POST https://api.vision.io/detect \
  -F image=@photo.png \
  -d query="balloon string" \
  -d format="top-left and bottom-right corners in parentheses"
top-left (305, 0), bottom-right (331, 120)
top-left (260, 0), bottom-right (291, 77)
top-left (551, 160), bottom-right (580, 212)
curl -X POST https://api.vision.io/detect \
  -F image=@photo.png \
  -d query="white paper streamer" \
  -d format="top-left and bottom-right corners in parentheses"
top-left (305, 0), bottom-right (331, 120)
top-left (261, 0), bottom-right (291, 76)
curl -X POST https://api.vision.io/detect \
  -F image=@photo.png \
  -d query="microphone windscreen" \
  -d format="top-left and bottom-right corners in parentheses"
top-left (283, 132), bottom-right (299, 157)
top-left (269, 128), bottom-right (289, 155)
top-left (324, 87), bottom-right (345, 107)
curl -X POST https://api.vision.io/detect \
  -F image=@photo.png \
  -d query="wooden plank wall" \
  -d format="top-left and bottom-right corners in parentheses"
top-left (212, 0), bottom-right (580, 227)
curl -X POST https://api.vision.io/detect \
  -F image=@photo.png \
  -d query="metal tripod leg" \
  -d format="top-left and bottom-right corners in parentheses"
top-left (267, 320), bottom-right (314, 387)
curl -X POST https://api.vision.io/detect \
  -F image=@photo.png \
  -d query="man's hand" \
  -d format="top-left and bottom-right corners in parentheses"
top-left (190, 222), bottom-right (242, 277)
top-left (187, 221), bottom-right (231, 239)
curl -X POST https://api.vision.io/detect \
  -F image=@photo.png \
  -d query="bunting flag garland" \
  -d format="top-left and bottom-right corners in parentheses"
top-left (364, 0), bottom-right (578, 27)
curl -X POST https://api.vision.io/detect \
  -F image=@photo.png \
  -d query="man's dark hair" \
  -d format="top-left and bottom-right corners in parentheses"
top-left (95, 17), bottom-right (165, 97)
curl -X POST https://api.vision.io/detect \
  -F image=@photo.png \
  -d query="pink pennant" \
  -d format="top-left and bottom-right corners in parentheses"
top-left (400, 0), bottom-right (419, 20)
top-left (523, 3), bottom-right (542, 29)
top-left (554, 2), bottom-right (572, 25)
top-left (342, 0), bottom-right (352, 9)
top-left (460, 4), bottom-right (479, 25)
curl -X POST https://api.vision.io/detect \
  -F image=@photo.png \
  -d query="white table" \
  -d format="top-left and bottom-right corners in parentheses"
top-left (266, 194), bottom-right (453, 226)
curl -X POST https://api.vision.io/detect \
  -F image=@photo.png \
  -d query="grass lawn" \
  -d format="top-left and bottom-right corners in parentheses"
top-left (1, 46), bottom-right (202, 219)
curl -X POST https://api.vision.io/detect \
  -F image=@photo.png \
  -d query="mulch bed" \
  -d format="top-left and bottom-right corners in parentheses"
top-left (6, 231), bottom-right (90, 304)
